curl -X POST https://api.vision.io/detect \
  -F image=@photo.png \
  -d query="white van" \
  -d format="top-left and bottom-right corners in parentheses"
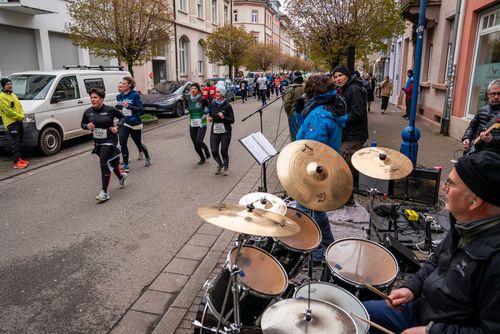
top-left (0, 68), bottom-right (130, 155)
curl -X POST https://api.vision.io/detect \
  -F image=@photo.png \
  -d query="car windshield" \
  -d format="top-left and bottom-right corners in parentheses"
top-left (9, 74), bottom-right (56, 100)
top-left (150, 81), bottom-right (183, 94)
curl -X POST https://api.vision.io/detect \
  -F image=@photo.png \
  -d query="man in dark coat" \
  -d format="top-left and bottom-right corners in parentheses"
top-left (363, 150), bottom-right (500, 334)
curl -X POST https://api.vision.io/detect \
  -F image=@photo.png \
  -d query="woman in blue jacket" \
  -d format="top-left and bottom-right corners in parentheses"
top-left (295, 74), bottom-right (348, 263)
top-left (116, 76), bottom-right (151, 172)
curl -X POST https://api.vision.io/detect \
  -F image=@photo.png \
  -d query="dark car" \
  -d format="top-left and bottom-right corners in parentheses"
top-left (207, 78), bottom-right (236, 102)
top-left (233, 78), bottom-right (255, 97)
top-left (141, 81), bottom-right (191, 117)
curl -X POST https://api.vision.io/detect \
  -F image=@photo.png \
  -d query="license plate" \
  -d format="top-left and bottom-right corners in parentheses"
top-left (144, 107), bottom-right (156, 111)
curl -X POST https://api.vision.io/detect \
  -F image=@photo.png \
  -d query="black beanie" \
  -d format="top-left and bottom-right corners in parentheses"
top-left (454, 151), bottom-right (500, 206)
top-left (0, 78), bottom-right (12, 88)
top-left (333, 64), bottom-right (351, 77)
top-left (191, 82), bottom-right (201, 92)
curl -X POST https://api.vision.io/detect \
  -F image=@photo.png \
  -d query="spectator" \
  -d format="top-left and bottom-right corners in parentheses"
top-left (379, 76), bottom-right (393, 114)
top-left (401, 69), bottom-right (414, 119)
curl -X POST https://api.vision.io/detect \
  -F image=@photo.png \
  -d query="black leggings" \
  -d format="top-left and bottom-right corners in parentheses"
top-left (210, 132), bottom-right (231, 167)
top-left (189, 126), bottom-right (209, 160)
top-left (381, 96), bottom-right (389, 110)
top-left (119, 126), bottom-right (150, 163)
top-left (98, 144), bottom-right (122, 192)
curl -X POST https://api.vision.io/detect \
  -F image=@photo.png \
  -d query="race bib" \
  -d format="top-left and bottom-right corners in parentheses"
top-left (122, 108), bottom-right (132, 116)
top-left (213, 122), bottom-right (226, 134)
top-left (190, 118), bottom-right (202, 127)
top-left (93, 128), bottom-right (107, 139)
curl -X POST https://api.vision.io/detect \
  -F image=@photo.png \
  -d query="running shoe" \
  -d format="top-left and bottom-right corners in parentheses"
top-left (13, 160), bottom-right (28, 169)
top-left (120, 162), bottom-right (130, 172)
top-left (197, 158), bottom-right (206, 165)
top-left (215, 165), bottom-right (223, 175)
top-left (145, 157), bottom-right (152, 167)
top-left (96, 190), bottom-right (110, 202)
top-left (19, 158), bottom-right (30, 166)
top-left (118, 173), bottom-right (127, 189)
top-left (223, 167), bottom-right (230, 176)
top-left (138, 152), bottom-right (144, 160)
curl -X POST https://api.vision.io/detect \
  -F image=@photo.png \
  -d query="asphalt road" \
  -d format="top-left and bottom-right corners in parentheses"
top-left (0, 95), bottom-right (289, 333)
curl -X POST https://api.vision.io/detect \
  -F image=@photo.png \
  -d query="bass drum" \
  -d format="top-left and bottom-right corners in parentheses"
top-left (294, 281), bottom-right (370, 334)
top-left (195, 268), bottom-right (266, 333)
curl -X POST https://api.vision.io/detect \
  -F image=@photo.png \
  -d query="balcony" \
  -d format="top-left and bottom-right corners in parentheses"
top-left (400, 0), bottom-right (442, 26)
top-left (0, 0), bottom-right (57, 15)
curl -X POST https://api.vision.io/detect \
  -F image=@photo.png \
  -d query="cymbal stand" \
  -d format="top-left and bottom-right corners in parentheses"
top-left (367, 187), bottom-right (380, 240)
top-left (305, 252), bottom-right (313, 321)
top-left (215, 233), bottom-right (246, 334)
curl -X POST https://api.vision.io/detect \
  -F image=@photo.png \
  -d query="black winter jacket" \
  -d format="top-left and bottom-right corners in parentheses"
top-left (402, 215), bottom-right (500, 334)
top-left (338, 77), bottom-right (368, 142)
top-left (462, 104), bottom-right (500, 153)
top-left (209, 100), bottom-right (235, 133)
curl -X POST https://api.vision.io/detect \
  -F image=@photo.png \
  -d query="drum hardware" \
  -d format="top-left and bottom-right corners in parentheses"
top-left (239, 192), bottom-right (288, 216)
top-left (350, 313), bottom-right (396, 334)
top-left (193, 320), bottom-right (229, 334)
top-left (362, 281), bottom-right (390, 301)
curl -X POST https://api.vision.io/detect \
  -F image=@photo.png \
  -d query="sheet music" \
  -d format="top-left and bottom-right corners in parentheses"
top-left (239, 131), bottom-right (278, 164)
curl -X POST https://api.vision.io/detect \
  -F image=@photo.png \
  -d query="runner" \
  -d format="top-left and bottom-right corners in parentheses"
top-left (187, 83), bottom-right (211, 164)
top-left (116, 76), bottom-right (151, 172)
top-left (208, 86), bottom-right (234, 176)
top-left (81, 88), bottom-right (127, 203)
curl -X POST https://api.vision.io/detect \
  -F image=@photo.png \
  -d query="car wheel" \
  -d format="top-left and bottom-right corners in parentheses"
top-left (38, 126), bottom-right (62, 156)
top-left (175, 101), bottom-right (184, 117)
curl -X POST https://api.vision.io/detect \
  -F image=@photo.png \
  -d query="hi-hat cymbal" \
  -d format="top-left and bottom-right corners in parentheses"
top-left (277, 140), bottom-right (353, 211)
top-left (352, 147), bottom-right (413, 180)
top-left (261, 298), bottom-right (357, 334)
top-left (239, 192), bottom-right (287, 216)
top-left (197, 203), bottom-right (300, 237)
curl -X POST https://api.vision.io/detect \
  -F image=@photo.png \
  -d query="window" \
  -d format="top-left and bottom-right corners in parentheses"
top-left (179, 0), bottom-right (186, 11)
top-left (197, 0), bottom-right (203, 18)
top-left (179, 38), bottom-right (188, 75)
top-left (198, 41), bottom-right (205, 75)
top-left (224, 5), bottom-right (228, 23)
top-left (466, 7), bottom-right (500, 117)
top-left (212, 0), bottom-right (217, 22)
top-left (54, 76), bottom-right (80, 101)
top-left (84, 78), bottom-right (105, 92)
top-left (233, 10), bottom-right (238, 22)
top-left (424, 28), bottom-right (434, 81)
top-left (251, 10), bottom-right (258, 23)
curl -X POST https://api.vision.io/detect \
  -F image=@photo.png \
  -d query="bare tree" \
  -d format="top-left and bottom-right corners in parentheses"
top-left (67, 0), bottom-right (174, 76)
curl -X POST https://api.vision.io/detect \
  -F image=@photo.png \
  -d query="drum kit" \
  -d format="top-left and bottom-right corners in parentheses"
top-left (193, 140), bottom-right (413, 334)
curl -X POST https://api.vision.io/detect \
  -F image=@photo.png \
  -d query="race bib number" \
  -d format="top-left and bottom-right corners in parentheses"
top-left (213, 122), bottom-right (226, 134)
top-left (122, 108), bottom-right (132, 116)
top-left (93, 128), bottom-right (107, 139)
top-left (190, 118), bottom-right (202, 127)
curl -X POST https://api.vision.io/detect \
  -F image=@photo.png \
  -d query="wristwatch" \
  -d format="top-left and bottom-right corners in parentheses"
top-left (425, 321), bottom-right (434, 334)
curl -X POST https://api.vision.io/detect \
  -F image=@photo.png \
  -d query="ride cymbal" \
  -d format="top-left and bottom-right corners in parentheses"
top-left (239, 192), bottom-right (287, 216)
top-left (197, 203), bottom-right (300, 237)
top-left (352, 147), bottom-right (413, 180)
top-left (261, 298), bottom-right (357, 334)
top-left (277, 140), bottom-right (353, 211)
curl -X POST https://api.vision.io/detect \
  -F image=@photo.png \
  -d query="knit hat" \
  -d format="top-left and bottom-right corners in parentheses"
top-left (191, 82), bottom-right (201, 92)
top-left (333, 65), bottom-right (351, 78)
top-left (216, 86), bottom-right (226, 97)
top-left (0, 78), bottom-right (12, 88)
top-left (454, 151), bottom-right (500, 206)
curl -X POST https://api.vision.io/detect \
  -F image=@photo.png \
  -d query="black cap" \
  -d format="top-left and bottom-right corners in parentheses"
top-left (191, 82), bottom-right (201, 91)
top-left (333, 64), bottom-right (351, 77)
top-left (455, 151), bottom-right (500, 206)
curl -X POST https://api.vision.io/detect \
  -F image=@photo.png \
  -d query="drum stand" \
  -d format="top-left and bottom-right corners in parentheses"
top-left (367, 187), bottom-right (380, 240)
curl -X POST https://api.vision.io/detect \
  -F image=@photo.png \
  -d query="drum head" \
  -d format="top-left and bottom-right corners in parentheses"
top-left (229, 245), bottom-right (288, 296)
top-left (326, 238), bottom-right (398, 287)
top-left (294, 282), bottom-right (369, 334)
top-left (278, 207), bottom-right (322, 251)
top-left (261, 298), bottom-right (357, 334)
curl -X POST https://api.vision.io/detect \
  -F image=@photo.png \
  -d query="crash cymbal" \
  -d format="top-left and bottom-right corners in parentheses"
top-left (197, 203), bottom-right (300, 237)
top-left (239, 192), bottom-right (287, 216)
top-left (277, 140), bottom-right (353, 211)
top-left (261, 298), bottom-right (357, 334)
top-left (352, 147), bottom-right (413, 180)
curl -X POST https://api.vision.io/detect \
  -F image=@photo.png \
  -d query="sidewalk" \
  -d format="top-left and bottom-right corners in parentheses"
top-left (109, 99), bottom-right (461, 334)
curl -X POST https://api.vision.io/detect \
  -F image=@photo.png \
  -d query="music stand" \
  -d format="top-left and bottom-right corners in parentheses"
top-left (239, 131), bottom-right (278, 192)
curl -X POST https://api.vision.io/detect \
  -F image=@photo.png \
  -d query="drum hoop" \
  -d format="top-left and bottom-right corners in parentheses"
top-left (277, 206), bottom-right (322, 251)
top-left (227, 244), bottom-right (289, 296)
top-left (326, 237), bottom-right (400, 287)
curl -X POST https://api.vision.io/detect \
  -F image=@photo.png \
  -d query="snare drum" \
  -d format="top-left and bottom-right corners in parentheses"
top-left (325, 238), bottom-right (399, 301)
top-left (269, 207), bottom-right (322, 278)
top-left (294, 282), bottom-right (370, 334)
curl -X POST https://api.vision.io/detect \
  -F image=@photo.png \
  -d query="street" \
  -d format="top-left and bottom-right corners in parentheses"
top-left (0, 95), bottom-right (287, 333)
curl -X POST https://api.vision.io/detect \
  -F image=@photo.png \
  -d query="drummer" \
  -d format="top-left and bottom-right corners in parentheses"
top-left (363, 150), bottom-right (500, 334)
top-left (294, 74), bottom-right (348, 263)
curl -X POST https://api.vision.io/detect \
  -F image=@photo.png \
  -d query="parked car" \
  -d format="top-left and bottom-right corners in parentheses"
top-left (0, 68), bottom-right (128, 155)
top-left (233, 77), bottom-right (255, 97)
top-left (207, 78), bottom-right (236, 102)
top-left (141, 81), bottom-right (191, 117)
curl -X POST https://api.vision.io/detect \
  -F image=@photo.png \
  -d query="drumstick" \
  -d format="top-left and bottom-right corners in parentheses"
top-left (362, 281), bottom-right (391, 301)
top-left (350, 313), bottom-right (396, 334)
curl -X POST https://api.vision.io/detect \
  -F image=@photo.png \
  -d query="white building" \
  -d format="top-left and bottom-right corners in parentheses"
top-left (0, 0), bottom-right (116, 77)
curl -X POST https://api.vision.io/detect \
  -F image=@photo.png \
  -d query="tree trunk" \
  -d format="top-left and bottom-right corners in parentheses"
top-left (228, 64), bottom-right (233, 80)
top-left (127, 60), bottom-right (135, 77)
top-left (346, 46), bottom-right (355, 73)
